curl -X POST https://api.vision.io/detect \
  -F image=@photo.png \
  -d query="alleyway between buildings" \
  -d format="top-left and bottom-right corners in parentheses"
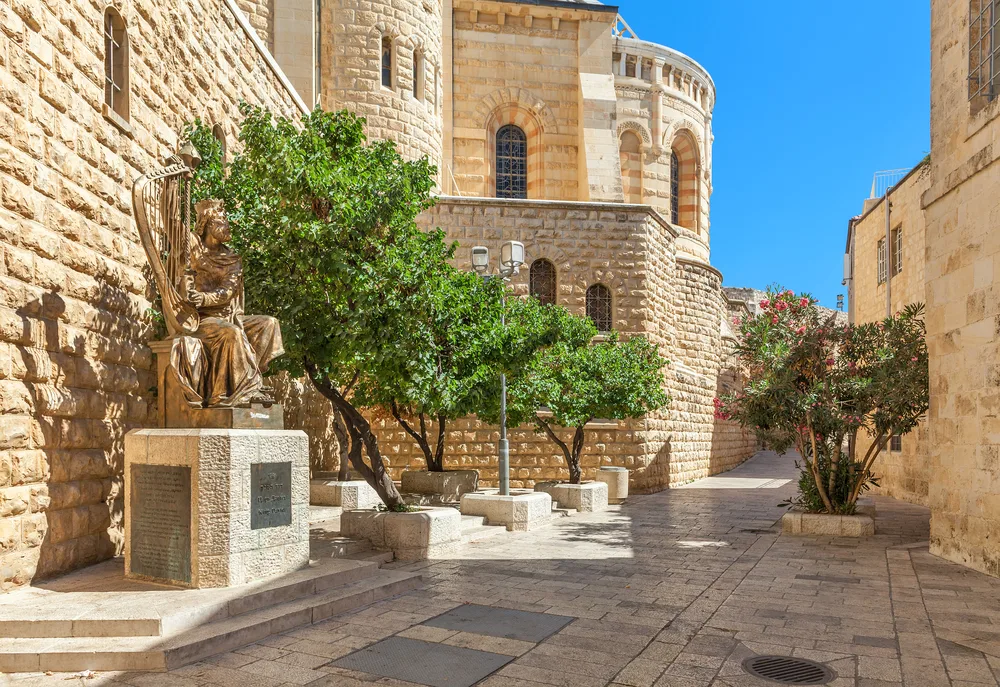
top-left (12, 451), bottom-right (1000, 687)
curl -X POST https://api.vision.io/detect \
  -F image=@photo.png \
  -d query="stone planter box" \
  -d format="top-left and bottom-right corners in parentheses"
top-left (534, 481), bottom-right (609, 512)
top-left (782, 510), bottom-right (875, 536)
top-left (401, 470), bottom-right (479, 500)
top-left (460, 491), bottom-right (551, 531)
top-left (597, 466), bottom-right (629, 503)
top-left (310, 479), bottom-right (380, 509)
top-left (341, 507), bottom-right (462, 561)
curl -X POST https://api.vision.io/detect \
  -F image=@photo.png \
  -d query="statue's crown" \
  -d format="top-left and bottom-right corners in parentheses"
top-left (195, 198), bottom-right (225, 216)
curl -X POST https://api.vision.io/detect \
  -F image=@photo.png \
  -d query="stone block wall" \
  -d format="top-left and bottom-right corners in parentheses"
top-left (0, 0), bottom-right (300, 590)
top-left (849, 162), bottom-right (931, 507)
top-left (239, 0), bottom-right (275, 50)
top-left (319, 0), bottom-right (443, 168)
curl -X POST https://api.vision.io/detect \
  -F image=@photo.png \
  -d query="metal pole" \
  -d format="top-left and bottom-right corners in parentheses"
top-left (498, 285), bottom-right (510, 496)
top-left (885, 195), bottom-right (892, 318)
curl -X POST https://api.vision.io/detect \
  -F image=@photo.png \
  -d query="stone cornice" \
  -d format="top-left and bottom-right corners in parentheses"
top-left (676, 256), bottom-right (724, 281)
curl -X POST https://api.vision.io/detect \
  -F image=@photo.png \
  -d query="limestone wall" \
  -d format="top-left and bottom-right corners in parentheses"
top-left (0, 0), bottom-right (300, 590)
top-left (239, 0), bottom-right (275, 50)
top-left (849, 162), bottom-right (931, 507)
top-left (924, 0), bottom-right (1000, 577)
top-left (318, 0), bottom-right (443, 168)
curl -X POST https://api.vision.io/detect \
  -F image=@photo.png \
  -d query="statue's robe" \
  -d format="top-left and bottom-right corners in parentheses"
top-left (168, 237), bottom-right (283, 407)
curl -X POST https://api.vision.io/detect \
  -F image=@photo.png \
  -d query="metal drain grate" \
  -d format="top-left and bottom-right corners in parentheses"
top-left (742, 655), bottom-right (836, 684)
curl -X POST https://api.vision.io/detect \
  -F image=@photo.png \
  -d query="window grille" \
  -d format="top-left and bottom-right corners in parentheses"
top-left (529, 259), bottom-right (557, 305)
top-left (891, 227), bottom-right (903, 276)
top-left (877, 238), bottom-right (887, 284)
top-left (496, 125), bottom-right (527, 199)
top-left (890, 434), bottom-right (902, 452)
top-left (381, 37), bottom-right (393, 88)
top-left (670, 151), bottom-right (680, 225)
top-left (586, 284), bottom-right (613, 332)
top-left (970, 0), bottom-right (1000, 105)
top-left (104, 8), bottom-right (128, 121)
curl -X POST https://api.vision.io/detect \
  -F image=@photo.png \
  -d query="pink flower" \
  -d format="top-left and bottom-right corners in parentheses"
top-left (775, 301), bottom-right (788, 311)
top-left (825, 358), bottom-right (835, 366)
top-left (785, 290), bottom-right (794, 297)
top-left (771, 315), bottom-right (779, 324)
top-left (796, 326), bottom-right (806, 335)
top-left (732, 316), bottom-right (742, 326)
top-left (911, 357), bottom-right (918, 362)
top-left (760, 299), bottom-right (770, 309)
top-left (799, 297), bottom-right (809, 307)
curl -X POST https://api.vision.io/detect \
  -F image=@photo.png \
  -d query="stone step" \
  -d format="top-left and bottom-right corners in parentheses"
top-left (460, 514), bottom-right (487, 529)
top-left (341, 549), bottom-right (394, 566)
top-left (461, 525), bottom-right (508, 544)
top-left (551, 502), bottom-right (577, 517)
top-left (0, 570), bottom-right (423, 673)
top-left (310, 535), bottom-right (378, 559)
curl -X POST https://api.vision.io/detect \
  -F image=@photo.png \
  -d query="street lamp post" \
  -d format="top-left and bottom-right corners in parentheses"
top-left (471, 241), bottom-right (524, 496)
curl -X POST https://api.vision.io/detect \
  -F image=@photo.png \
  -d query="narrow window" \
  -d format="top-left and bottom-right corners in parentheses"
top-left (612, 52), bottom-right (622, 74)
top-left (969, 0), bottom-right (1000, 109)
top-left (412, 51), bottom-right (424, 100)
top-left (641, 59), bottom-right (651, 81)
top-left (891, 227), bottom-right (903, 276)
top-left (670, 151), bottom-right (680, 225)
top-left (877, 238), bottom-right (887, 284)
top-left (890, 434), bottom-right (902, 452)
top-left (529, 259), bottom-right (557, 305)
top-left (104, 7), bottom-right (129, 123)
top-left (625, 55), bottom-right (637, 78)
top-left (586, 284), bottom-right (613, 333)
top-left (381, 36), bottom-right (393, 88)
top-left (619, 132), bottom-right (643, 204)
top-left (495, 124), bottom-right (527, 199)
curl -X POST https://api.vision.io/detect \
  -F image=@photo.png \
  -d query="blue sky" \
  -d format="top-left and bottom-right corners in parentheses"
top-left (613, 0), bottom-right (931, 309)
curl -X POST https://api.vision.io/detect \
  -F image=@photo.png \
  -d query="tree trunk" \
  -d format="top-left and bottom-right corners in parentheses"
top-left (390, 404), bottom-right (444, 472)
top-left (308, 364), bottom-right (404, 509)
top-left (332, 406), bottom-right (351, 482)
top-left (804, 420), bottom-right (834, 513)
top-left (569, 426), bottom-right (586, 484)
top-left (433, 414), bottom-right (446, 473)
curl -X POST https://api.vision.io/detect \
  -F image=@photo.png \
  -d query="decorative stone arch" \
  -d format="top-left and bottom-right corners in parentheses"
top-left (617, 120), bottom-right (651, 147)
top-left (369, 23), bottom-right (402, 89)
top-left (475, 88), bottom-right (558, 136)
top-left (668, 128), bottom-right (701, 233)
top-left (485, 105), bottom-right (545, 199)
top-left (521, 242), bottom-right (573, 303)
top-left (618, 127), bottom-right (645, 205)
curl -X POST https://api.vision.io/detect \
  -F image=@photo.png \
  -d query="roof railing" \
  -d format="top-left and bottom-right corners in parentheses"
top-left (869, 168), bottom-right (910, 198)
top-left (612, 14), bottom-right (638, 39)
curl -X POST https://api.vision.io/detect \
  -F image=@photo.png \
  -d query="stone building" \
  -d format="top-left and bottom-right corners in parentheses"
top-left (0, 0), bottom-right (304, 589)
top-left (843, 0), bottom-right (1000, 578)
top-left (258, 0), bottom-right (758, 491)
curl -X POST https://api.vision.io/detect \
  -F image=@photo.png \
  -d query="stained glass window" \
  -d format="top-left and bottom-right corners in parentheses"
top-left (530, 259), bottom-right (557, 305)
top-left (586, 284), bottom-right (613, 332)
top-left (670, 151), bottom-right (680, 225)
top-left (496, 125), bottom-right (527, 199)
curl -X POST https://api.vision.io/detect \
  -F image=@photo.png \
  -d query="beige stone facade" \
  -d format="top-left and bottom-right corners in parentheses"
top-left (0, 0), bottom-right (302, 590)
top-left (846, 162), bottom-right (932, 507)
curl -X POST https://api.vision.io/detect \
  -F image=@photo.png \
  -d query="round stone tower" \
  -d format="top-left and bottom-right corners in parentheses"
top-left (613, 35), bottom-right (715, 262)
top-left (318, 0), bottom-right (444, 169)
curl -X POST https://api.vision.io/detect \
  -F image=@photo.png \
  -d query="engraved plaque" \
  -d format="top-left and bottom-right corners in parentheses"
top-left (130, 464), bottom-right (191, 584)
top-left (251, 461), bottom-right (292, 530)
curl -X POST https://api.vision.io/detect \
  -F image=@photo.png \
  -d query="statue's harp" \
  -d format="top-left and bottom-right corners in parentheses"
top-left (132, 162), bottom-right (200, 337)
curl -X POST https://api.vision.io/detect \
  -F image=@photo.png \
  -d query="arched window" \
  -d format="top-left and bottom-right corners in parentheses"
top-left (586, 284), bottom-right (613, 333)
top-left (496, 124), bottom-right (527, 199)
top-left (670, 151), bottom-right (680, 225)
top-left (529, 259), bottom-right (557, 305)
top-left (381, 36), bottom-right (393, 88)
top-left (619, 131), bottom-right (643, 204)
top-left (103, 7), bottom-right (129, 123)
top-left (412, 50), bottom-right (424, 100)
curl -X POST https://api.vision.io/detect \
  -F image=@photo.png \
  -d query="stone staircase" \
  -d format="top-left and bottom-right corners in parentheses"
top-left (0, 530), bottom-right (420, 673)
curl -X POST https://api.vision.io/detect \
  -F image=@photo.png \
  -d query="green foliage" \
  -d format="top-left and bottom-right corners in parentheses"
top-left (719, 287), bottom-right (929, 513)
top-left (186, 105), bottom-right (442, 507)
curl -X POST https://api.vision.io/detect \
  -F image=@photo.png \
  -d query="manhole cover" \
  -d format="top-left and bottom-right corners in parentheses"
top-left (742, 655), bottom-right (836, 684)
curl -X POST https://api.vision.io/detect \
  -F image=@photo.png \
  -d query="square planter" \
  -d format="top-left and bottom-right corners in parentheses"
top-left (310, 479), bottom-right (381, 509)
top-left (460, 491), bottom-right (551, 531)
top-left (340, 507), bottom-right (462, 560)
top-left (782, 510), bottom-right (875, 536)
top-left (400, 470), bottom-right (479, 500)
top-left (534, 481), bottom-right (609, 512)
top-left (597, 466), bottom-right (629, 503)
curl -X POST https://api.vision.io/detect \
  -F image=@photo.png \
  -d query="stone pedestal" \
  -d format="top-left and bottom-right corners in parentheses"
top-left (534, 481), bottom-right (609, 512)
top-left (597, 466), bottom-right (629, 503)
top-left (310, 479), bottom-right (381, 509)
top-left (781, 510), bottom-right (875, 536)
top-left (124, 428), bottom-right (310, 588)
top-left (401, 470), bottom-right (479, 500)
top-left (341, 508), bottom-right (462, 560)
top-left (460, 491), bottom-right (551, 531)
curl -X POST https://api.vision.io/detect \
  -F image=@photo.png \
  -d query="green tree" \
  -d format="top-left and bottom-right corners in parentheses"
top-left (187, 105), bottom-right (445, 509)
top-left (505, 328), bottom-right (670, 484)
top-left (717, 288), bottom-right (929, 513)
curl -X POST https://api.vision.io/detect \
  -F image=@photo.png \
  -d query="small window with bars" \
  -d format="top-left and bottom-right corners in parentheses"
top-left (381, 36), bottom-right (393, 88)
top-left (890, 434), bottom-right (902, 452)
top-left (891, 227), bottom-right (903, 276)
top-left (529, 259), bottom-right (557, 305)
top-left (670, 151), bottom-right (680, 225)
top-left (495, 124), bottom-right (527, 199)
top-left (877, 238), bottom-right (887, 284)
top-left (104, 7), bottom-right (129, 123)
top-left (970, 0), bottom-right (1000, 108)
top-left (586, 284), bottom-right (613, 332)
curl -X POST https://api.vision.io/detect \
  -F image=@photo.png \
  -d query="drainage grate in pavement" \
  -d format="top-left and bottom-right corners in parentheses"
top-left (332, 636), bottom-right (513, 687)
top-left (424, 603), bottom-right (574, 642)
top-left (742, 655), bottom-right (836, 685)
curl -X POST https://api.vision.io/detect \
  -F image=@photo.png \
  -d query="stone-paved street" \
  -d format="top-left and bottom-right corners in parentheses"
top-left (12, 450), bottom-right (1000, 687)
